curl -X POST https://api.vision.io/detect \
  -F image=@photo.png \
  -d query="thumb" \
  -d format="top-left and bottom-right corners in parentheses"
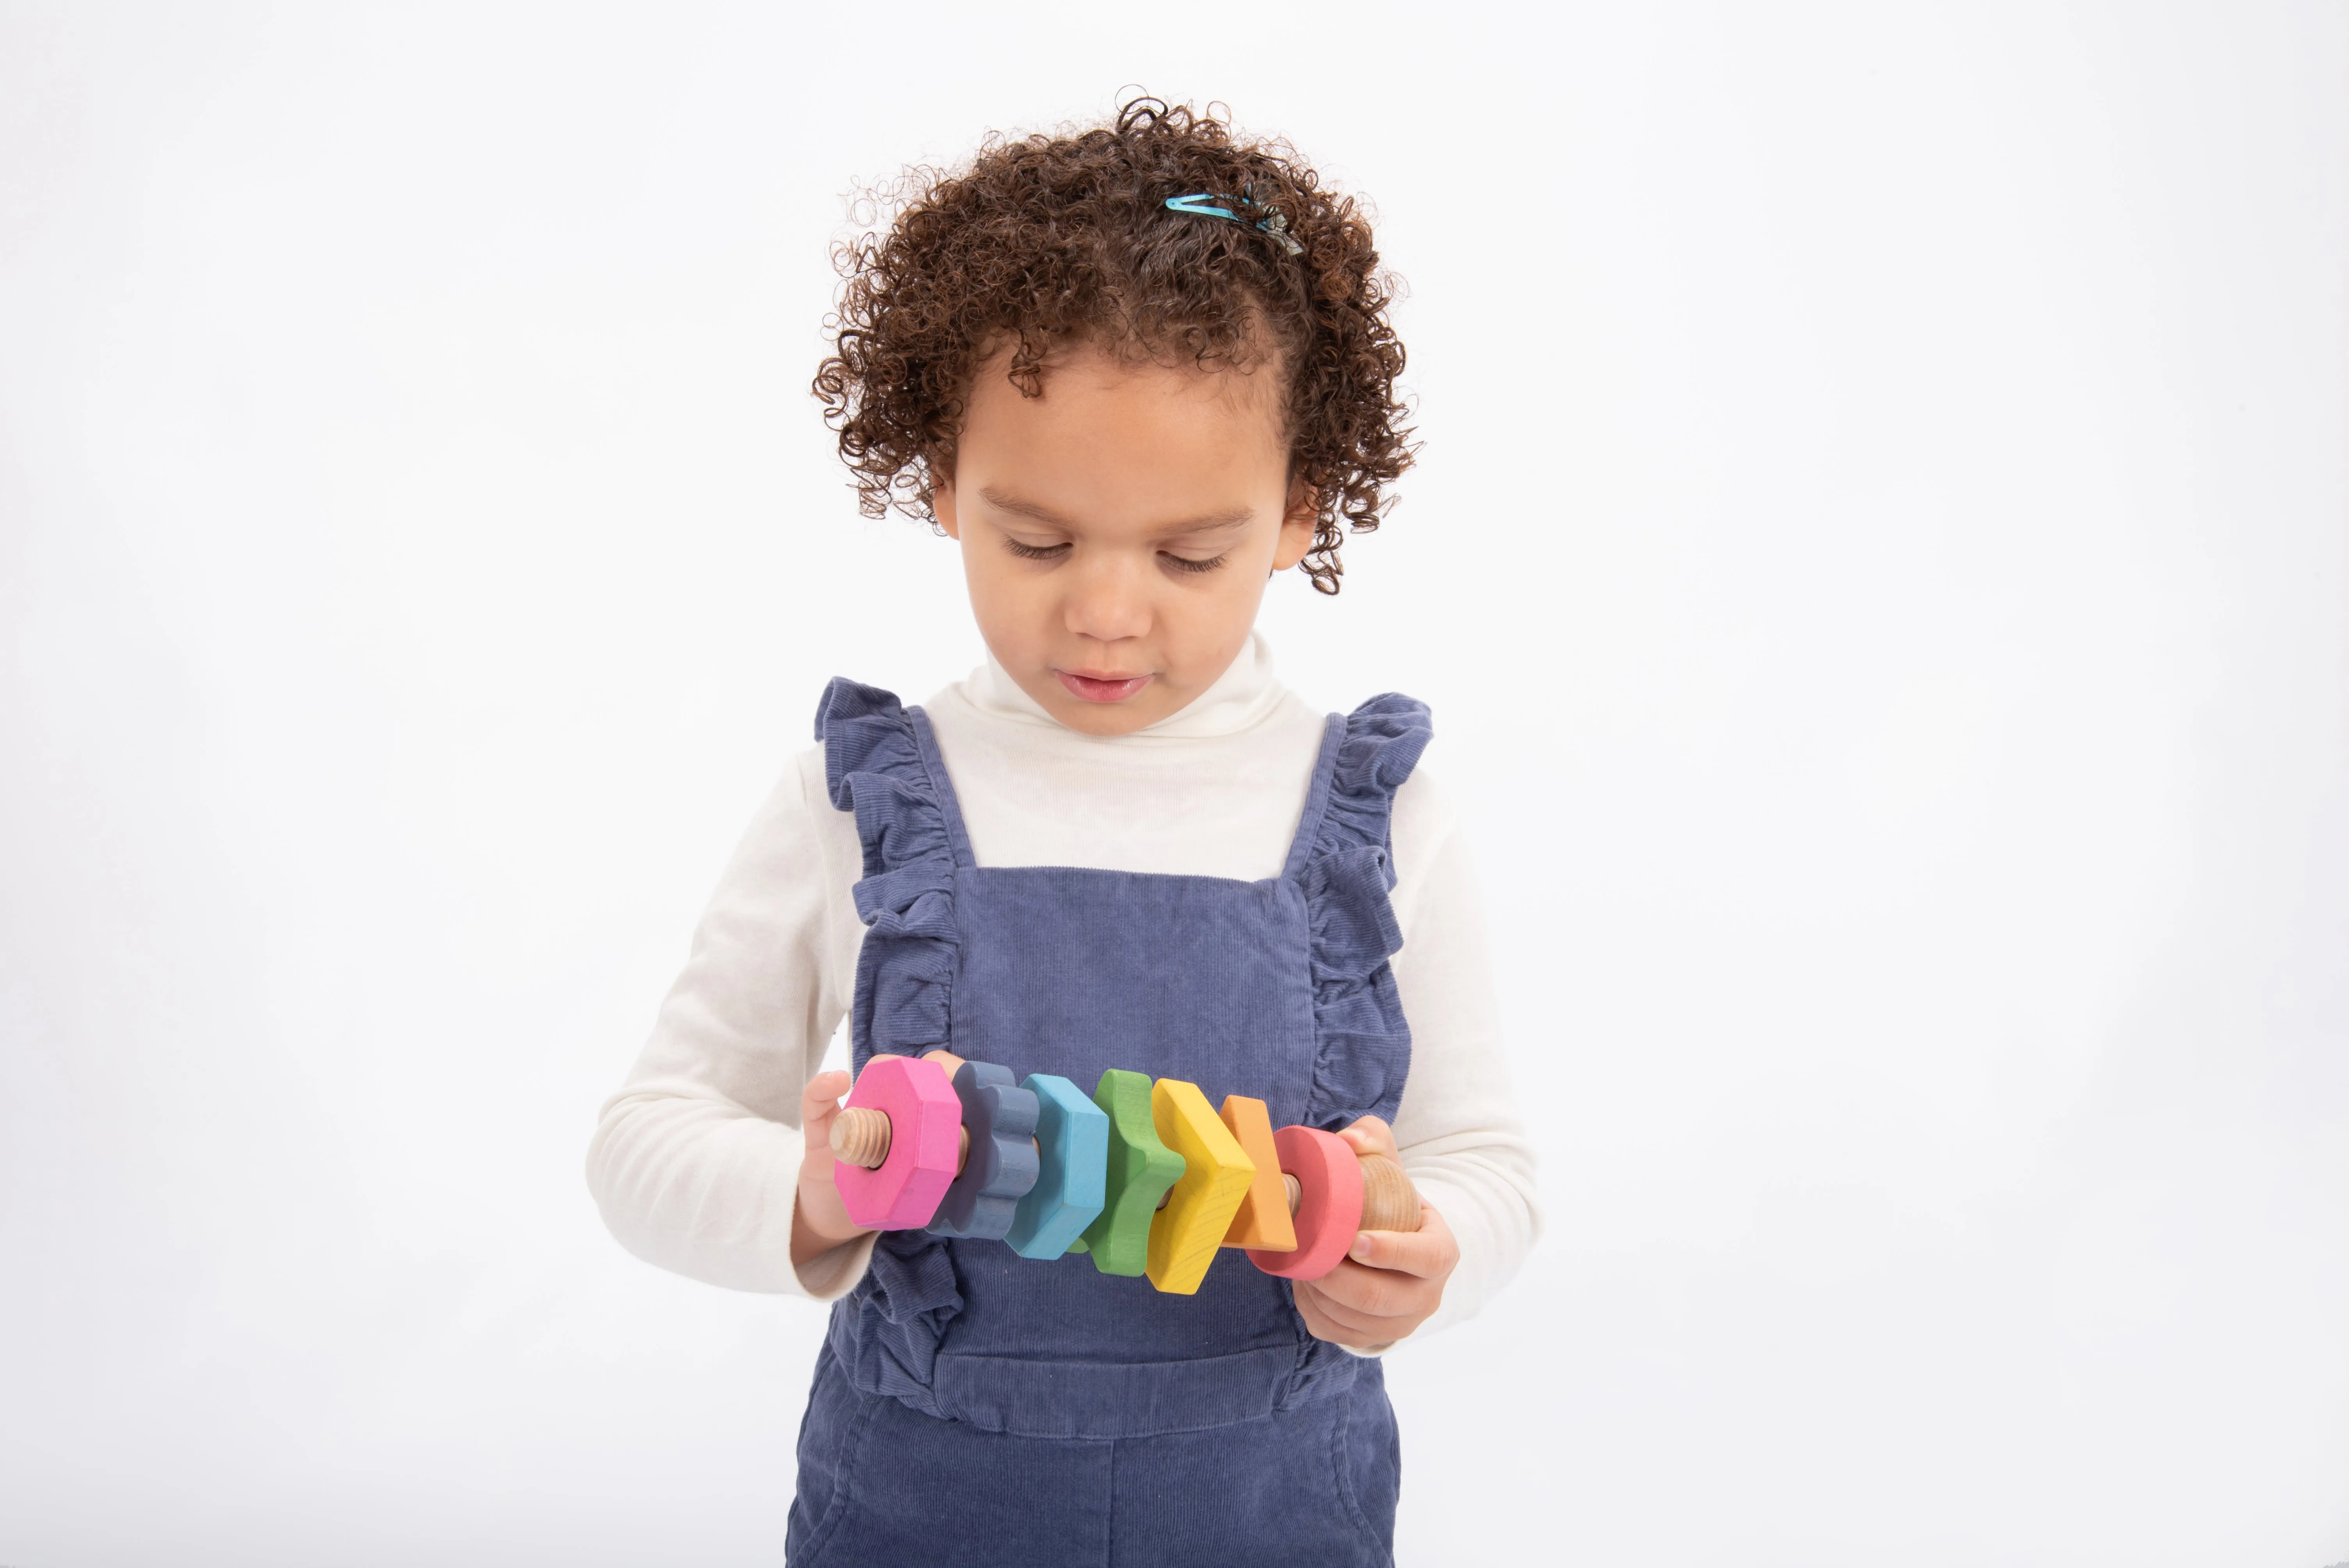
top-left (802, 1069), bottom-right (852, 1133)
top-left (1335, 1114), bottom-right (1398, 1162)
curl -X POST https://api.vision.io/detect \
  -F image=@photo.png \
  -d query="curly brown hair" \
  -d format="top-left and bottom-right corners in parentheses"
top-left (811, 95), bottom-right (1413, 594)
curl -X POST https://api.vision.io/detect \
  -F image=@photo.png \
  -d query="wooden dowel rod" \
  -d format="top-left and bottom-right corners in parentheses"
top-left (829, 1107), bottom-right (1031, 1180)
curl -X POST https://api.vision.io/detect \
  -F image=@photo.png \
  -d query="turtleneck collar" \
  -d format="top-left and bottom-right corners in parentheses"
top-left (955, 632), bottom-right (1291, 741)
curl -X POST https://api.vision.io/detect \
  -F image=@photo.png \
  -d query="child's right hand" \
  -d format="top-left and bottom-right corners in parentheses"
top-left (791, 1068), bottom-right (873, 1268)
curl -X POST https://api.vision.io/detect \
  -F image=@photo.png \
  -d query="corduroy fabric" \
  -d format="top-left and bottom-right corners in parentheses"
top-left (792, 678), bottom-right (1427, 1566)
top-left (787, 1341), bottom-right (1400, 1567)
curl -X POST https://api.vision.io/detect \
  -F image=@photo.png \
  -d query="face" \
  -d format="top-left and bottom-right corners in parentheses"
top-left (932, 340), bottom-right (1318, 736)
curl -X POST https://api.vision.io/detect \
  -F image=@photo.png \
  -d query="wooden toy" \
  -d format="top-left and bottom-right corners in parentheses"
top-left (1005, 1073), bottom-right (1109, 1260)
top-left (1215, 1095), bottom-right (1297, 1253)
top-left (1145, 1079), bottom-right (1256, 1294)
top-left (926, 1060), bottom-right (1041, 1241)
top-left (829, 1053), bottom-right (1422, 1288)
top-left (1077, 1068), bottom-right (1184, 1276)
top-left (1246, 1126), bottom-right (1423, 1281)
top-left (830, 1053), bottom-right (963, 1231)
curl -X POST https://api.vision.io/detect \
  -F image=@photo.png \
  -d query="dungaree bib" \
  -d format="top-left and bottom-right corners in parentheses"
top-left (786, 679), bottom-right (1431, 1568)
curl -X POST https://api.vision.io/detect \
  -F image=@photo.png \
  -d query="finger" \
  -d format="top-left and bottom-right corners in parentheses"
top-left (1305, 1256), bottom-right (1438, 1321)
top-left (1295, 1277), bottom-right (1417, 1342)
top-left (1335, 1115), bottom-right (1397, 1161)
top-left (1294, 1287), bottom-right (1388, 1343)
top-left (1294, 1282), bottom-right (1397, 1350)
top-left (1345, 1205), bottom-right (1458, 1279)
top-left (1295, 1274), bottom-right (1406, 1332)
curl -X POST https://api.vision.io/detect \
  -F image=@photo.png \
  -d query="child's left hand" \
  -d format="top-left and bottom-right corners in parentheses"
top-left (1292, 1115), bottom-right (1460, 1352)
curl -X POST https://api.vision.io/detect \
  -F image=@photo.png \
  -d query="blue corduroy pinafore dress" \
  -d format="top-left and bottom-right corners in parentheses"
top-left (785, 678), bottom-right (1431, 1568)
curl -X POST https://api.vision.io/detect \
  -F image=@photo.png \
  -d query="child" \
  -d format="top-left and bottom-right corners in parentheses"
top-left (587, 96), bottom-right (1539, 1567)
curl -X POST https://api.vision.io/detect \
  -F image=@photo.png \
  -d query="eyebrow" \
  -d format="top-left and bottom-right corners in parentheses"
top-left (977, 487), bottom-right (1256, 536)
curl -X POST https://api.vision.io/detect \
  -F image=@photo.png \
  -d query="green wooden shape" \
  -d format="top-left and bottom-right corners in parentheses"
top-left (1079, 1069), bottom-right (1184, 1276)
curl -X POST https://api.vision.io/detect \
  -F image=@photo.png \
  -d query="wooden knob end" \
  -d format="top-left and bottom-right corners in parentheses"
top-left (1357, 1154), bottom-right (1421, 1233)
top-left (1279, 1158), bottom-right (1419, 1232)
top-left (831, 1107), bottom-right (893, 1169)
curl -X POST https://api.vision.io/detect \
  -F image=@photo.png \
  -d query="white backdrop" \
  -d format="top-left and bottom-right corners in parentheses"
top-left (3, 4), bottom-right (2344, 1564)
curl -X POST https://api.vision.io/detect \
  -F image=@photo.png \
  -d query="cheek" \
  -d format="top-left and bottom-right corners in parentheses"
top-left (961, 549), bottom-right (1046, 643)
top-left (1152, 580), bottom-right (1258, 675)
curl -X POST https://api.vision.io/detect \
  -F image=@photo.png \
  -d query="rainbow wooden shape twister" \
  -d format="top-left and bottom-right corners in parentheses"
top-left (1079, 1068), bottom-right (1184, 1276)
top-left (1146, 1079), bottom-right (1256, 1294)
top-left (926, 1059), bottom-right (1041, 1241)
top-left (1006, 1072), bottom-right (1109, 1259)
top-left (829, 1051), bottom-right (1421, 1295)
top-left (833, 1053), bottom-right (963, 1231)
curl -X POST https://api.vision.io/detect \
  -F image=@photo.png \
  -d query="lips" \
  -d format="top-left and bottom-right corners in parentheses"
top-left (1055, 669), bottom-right (1156, 703)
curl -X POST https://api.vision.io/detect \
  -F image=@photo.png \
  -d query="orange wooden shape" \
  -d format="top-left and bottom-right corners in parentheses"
top-left (1217, 1094), bottom-right (1297, 1252)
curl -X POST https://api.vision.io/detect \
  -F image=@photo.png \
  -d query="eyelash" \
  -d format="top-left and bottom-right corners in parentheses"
top-left (1000, 539), bottom-right (1229, 576)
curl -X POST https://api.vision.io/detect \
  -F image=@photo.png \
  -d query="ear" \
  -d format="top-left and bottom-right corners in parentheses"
top-left (1270, 478), bottom-right (1319, 572)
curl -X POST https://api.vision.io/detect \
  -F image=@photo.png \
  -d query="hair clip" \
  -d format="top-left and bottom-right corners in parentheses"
top-left (1164, 187), bottom-right (1306, 256)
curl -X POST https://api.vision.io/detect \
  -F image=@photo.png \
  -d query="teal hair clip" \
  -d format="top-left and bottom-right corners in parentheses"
top-left (1164, 186), bottom-right (1305, 256)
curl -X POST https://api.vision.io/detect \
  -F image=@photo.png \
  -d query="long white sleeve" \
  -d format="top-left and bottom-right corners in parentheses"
top-left (585, 748), bottom-right (880, 1299)
top-left (586, 638), bottom-right (1541, 1336)
top-left (1382, 772), bottom-right (1542, 1343)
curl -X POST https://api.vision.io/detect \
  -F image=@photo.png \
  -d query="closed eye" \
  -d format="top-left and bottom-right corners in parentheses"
top-left (1159, 551), bottom-right (1228, 576)
top-left (1002, 538), bottom-right (1071, 561)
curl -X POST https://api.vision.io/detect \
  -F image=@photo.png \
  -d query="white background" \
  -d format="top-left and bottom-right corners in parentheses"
top-left (3, 4), bottom-right (2344, 1564)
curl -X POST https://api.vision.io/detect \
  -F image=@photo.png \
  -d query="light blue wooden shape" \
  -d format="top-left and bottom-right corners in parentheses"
top-left (1006, 1072), bottom-right (1109, 1260)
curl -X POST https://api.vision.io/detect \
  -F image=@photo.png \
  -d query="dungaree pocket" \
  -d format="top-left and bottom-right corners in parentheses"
top-left (1329, 1364), bottom-right (1402, 1563)
top-left (785, 1344), bottom-right (881, 1567)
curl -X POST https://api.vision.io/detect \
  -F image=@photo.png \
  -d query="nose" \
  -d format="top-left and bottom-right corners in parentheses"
top-left (1061, 551), bottom-right (1153, 646)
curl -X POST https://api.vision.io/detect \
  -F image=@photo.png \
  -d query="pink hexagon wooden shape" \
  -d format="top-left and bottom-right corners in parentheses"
top-left (833, 1053), bottom-right (964, 1231)
top-left (1247, 1124), bottom-right (1364, 1281)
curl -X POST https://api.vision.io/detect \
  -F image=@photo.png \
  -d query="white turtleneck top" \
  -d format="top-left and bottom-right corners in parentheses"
top-left (585, 636), bottom-right (1540, 1350)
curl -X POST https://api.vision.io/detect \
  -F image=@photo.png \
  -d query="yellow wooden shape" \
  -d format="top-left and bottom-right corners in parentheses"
top-left (1216, 1094), bottom-right (1297, 1252)
top-left (1145, 1079), bottom-right (1256, 1295)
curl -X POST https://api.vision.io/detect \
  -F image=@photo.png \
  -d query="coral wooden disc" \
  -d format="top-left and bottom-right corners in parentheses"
top-left (1248, 1125), bottom-right (1363, 1281)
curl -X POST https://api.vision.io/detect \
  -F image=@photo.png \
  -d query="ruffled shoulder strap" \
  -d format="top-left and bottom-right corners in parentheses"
top-left (1281, 693), bottom-right (1433, 881)
top-left (1283, 693), bottom-right (1432, 1130)
top-left (813, 677), bottom-right (966, 1069)
top-left (814, 679), bottom-right (968, 1413)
